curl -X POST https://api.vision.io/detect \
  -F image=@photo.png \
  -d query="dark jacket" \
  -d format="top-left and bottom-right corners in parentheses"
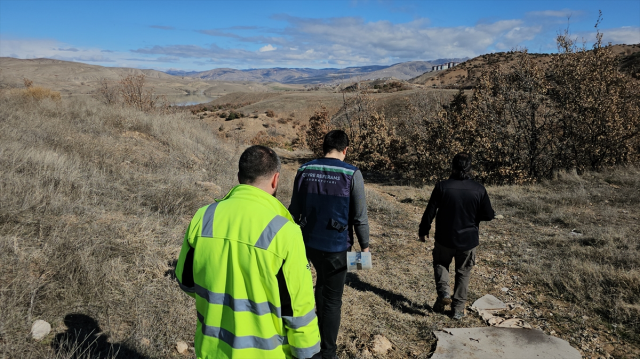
top-left (419, 178), bottom-right (494, 250)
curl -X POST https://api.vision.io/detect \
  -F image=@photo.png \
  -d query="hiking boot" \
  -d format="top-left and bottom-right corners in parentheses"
top-left (433, 295), bottom-right (452, 313)
top-left (452, 310), bottom-right (465, 320)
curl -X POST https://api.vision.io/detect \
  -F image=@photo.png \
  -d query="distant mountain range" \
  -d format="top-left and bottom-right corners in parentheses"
top-left (165, 58), bottom-right (468, 84)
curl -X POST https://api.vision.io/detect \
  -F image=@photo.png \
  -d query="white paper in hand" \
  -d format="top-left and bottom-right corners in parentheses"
top-left (347, 251), bottom-right (372, 272)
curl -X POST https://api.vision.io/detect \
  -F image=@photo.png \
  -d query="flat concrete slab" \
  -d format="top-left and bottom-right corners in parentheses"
top-left (431, 327), bottom-right (581, 359)
top-left (471, 294), bottom-right (507, 311)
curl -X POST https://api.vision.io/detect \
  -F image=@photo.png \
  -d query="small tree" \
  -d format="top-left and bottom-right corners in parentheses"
top-left (305, 106), bottom-right (332, 158)
top-left (95, 78), bottom-right (119, 105)
top-left (469, 50), bottom-right (558, 183)
top-left (551, 12), bottom-right (640, 172)
top-left (118, 74), bottom-right (169, 113)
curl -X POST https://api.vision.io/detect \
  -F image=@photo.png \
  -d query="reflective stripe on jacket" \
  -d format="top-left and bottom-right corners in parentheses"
top-left (176, 184), bottom-right (320, 359)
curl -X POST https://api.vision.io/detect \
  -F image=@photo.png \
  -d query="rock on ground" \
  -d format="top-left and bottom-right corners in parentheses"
top-left (472, 294), bottom-right (507, 310)
top-left (176, 341), bottom-right (189, 354)
top-left (432, 327), bottom-right (581, 359)
top-left (31, 320), bottom-right (51, 340)
top-left (371, 334), bottom-right (393, 355)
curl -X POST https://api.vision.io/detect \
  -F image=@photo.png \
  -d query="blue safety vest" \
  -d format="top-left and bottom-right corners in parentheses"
top-left (293, 158), bottom-right (357, 252)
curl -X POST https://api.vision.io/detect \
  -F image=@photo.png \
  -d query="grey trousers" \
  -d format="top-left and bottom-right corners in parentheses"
top-left (432, 241), bottom-right (477, 312)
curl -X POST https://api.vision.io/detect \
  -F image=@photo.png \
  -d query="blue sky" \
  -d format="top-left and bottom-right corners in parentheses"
top-left (1, 0), bottom-right (638, 71)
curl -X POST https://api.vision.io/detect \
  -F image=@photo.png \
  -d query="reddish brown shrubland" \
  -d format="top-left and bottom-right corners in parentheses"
top-left (294, 24), bottom-right (639, 185)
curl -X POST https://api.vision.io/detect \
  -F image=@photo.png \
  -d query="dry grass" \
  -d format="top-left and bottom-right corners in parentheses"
top-left (335, 169), bottom-right (640, 359)
top-left (0, 91), bottom-right (238, 358)
top-left (1, 87), bottom-right (639, 359)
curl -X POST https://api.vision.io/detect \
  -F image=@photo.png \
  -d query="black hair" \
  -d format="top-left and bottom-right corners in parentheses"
top-left (322, 130), bottom-right (349, 155)
top-left (451, 153), bottom-right (472, 180)
top-left (238, 145), bottom-right (281, 184)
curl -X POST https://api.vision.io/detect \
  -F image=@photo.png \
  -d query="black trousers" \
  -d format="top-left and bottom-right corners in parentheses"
top-left (306, 247), bottom-right (347, 359)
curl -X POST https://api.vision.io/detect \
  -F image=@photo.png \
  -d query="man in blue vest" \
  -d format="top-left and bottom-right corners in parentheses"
top-left (289, 130), bottom-right (370, 359)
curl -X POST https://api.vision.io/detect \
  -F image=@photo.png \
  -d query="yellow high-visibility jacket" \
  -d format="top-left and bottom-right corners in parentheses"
top-left (176, 184), bottom-right (320, 359)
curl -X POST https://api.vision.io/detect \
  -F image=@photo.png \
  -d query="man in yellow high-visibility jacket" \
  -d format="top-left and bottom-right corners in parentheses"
top-left (176, 145), bottom-right (320, 359)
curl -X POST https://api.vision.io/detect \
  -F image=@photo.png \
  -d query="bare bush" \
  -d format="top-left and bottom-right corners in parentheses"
top-left (117, 74), bottom-right (169, 113)
top-left (304, 106), bottom-right (332, 157)
top-left (551, 13), bottom-right (640, 172)
top-left (468, 50), bottom-right (558, 184)
top-left (95, 78), bottom-right (119, 105)
top-left (392, 19), bottom-right (639, 184)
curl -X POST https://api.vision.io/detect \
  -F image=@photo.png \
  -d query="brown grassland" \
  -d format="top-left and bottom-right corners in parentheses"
top-left (1, 85), bottom-right (639, 359)
top-left (1, 25), bottom-right (639, 358)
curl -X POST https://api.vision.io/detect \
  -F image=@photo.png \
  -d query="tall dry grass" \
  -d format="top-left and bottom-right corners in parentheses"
top-left (0, 91), bottom-right (238, 358)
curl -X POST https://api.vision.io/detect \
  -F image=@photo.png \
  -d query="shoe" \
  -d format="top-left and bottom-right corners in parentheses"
top-left (452, 310), bottom-right (465, 320)
top-left (433, 295), bottom-right (452, 313)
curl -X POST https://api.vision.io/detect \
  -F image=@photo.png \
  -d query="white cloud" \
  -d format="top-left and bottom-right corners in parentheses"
top-left (0, 36), bottom-right (175, 68)
top-left (527, 9), bottom-right (580, 18)
top-left (133, 16), bottom-right (544, 66)
top-left (601, 27), bottom-right (640, 45)
top-left (3, 13), bottom-right (637, 71)
top-left (259, 44), bottom-right (276, 52)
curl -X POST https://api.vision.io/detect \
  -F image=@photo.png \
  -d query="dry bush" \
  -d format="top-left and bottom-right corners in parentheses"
top-left (392, 21), bottom-right (639, 184)
top-left (23, 77), bottom-right (34, 88)
top-left (373, 80), bottom-right (411, 93)
top-left (468, 50), bottom-right (558, 184)
top-left (265, 109), bottom-right (275, 118)
top-left (0, 93), bottom-right (238, 358)
top-left (303, 106), bottom-right (332, 157)
top-left (551, 14), bottom-right (640, 173)
top-left (119, 74), bottom-right (164, 112)
top-left (95, 78), bottom-right (119, 105)
top-left (250, 131), bottom-right (289, 150)
top-left (394, 90), bottom-right (472, 181)
top-left (13, 86), bottom-right (62, 101)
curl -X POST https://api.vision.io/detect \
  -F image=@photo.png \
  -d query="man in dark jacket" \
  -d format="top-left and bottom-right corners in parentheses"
top-left (289, 130), bottom-right (370, 359)
top-left (418, 153), bottom-right (494, 319)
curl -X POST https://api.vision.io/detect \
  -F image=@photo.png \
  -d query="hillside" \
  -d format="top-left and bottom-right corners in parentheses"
top-left (0, 57), bottom-right (302, 98)
top-left (409, 43), bottom-right (640, 88)
top-left (1, 91), bottom-right (638, 358)
top-left (179, 59), bottom-right (466, 84)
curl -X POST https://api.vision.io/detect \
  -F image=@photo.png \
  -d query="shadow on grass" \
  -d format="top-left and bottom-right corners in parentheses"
top-left (52, 313), bottom-right (149, 359)
top-left (345, 272), bottom-right (433, 316)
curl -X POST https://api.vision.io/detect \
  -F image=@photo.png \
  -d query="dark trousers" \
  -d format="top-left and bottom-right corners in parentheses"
top-left (306, 247), bottom-right (347, 359)
top-left (432, 241), bottom-right (476, 312)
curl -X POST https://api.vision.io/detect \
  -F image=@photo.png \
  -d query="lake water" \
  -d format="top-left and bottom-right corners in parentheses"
top-left (166, 94), bottom-right (218, 106)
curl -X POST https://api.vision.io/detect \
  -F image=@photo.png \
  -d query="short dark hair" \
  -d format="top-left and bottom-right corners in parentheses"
top-left (238, 145), bottom-right (281, 184)
top-left (451, 153), bottom-right (472, 180)
top-left (322, 130), bottom-right (349, 155)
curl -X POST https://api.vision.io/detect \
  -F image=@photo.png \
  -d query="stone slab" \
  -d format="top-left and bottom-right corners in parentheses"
top-left (432, 327), bottom-right (581, 359)
top-left (472, 294), bottom-right (507, 311)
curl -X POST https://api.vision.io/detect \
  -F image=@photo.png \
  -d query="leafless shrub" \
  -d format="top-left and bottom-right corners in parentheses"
top-left (265, 109), bottom-right (275, 118)
top-left (117, 74), bottom-right (170, 113)
top-left (250, 130), bottom-right (289, 149)
top-left (95, 78), bottom-right (119, 105)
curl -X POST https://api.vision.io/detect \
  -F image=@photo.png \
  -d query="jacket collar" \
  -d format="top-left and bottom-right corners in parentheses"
top-left (219, 184), bottom-right (294, 222)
